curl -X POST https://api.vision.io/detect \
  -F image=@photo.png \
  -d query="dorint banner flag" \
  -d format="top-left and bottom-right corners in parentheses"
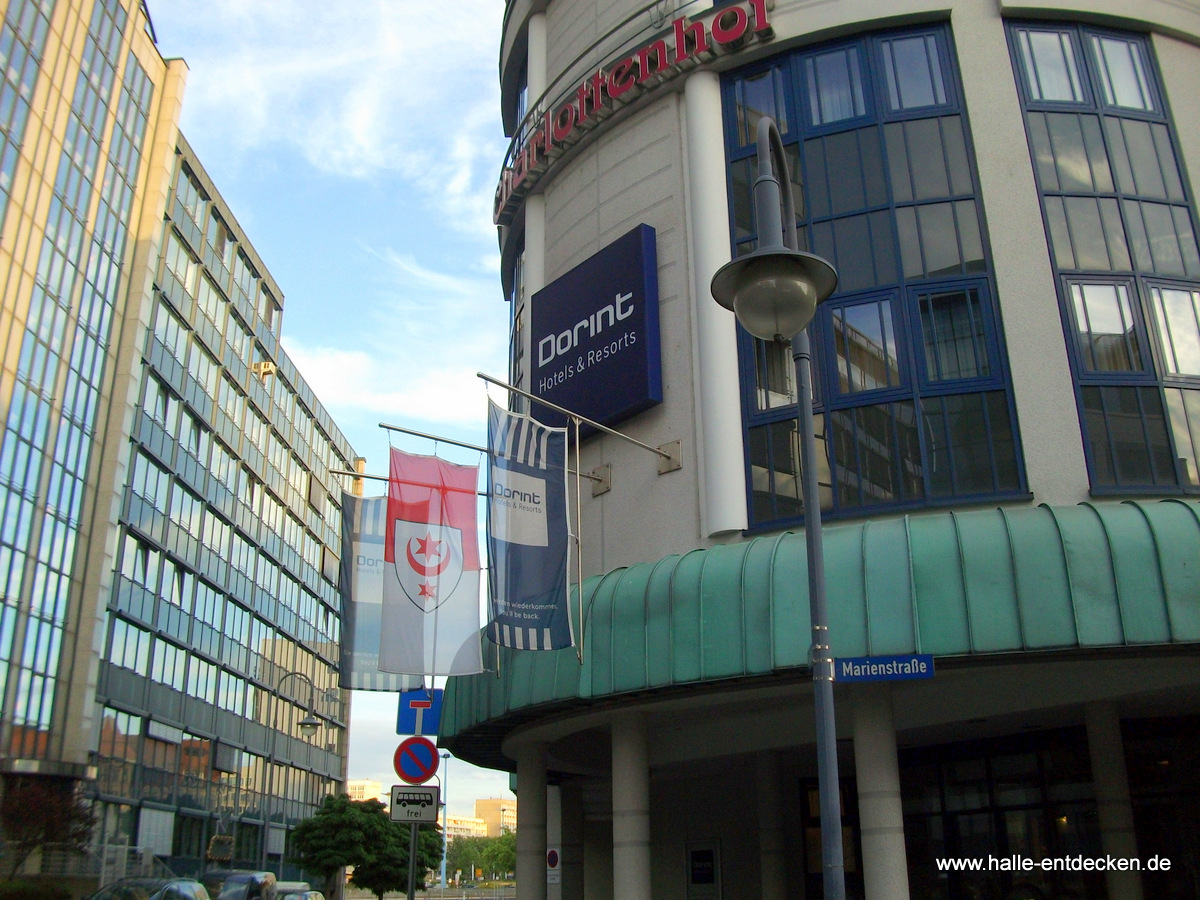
top-left (379, 449), bottom-right (484, 676)
top-left (337, 492), bottom-right (423, 691)
top-left (486, 399), bottom-right (573, 650)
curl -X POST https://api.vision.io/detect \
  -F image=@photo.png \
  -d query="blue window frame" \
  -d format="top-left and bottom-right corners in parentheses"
top-left (878, 32), bottom-right (949, 113)
top-left (723, 24), bottom-right (1025, 530)
top-left (1013, 26), bottom-right (1089, 105)
top-left (1010, 22), bottom-right (1200, 493)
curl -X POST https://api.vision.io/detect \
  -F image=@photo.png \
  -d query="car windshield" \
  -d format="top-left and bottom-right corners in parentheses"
top-left (216, 885), bottom-right (250, 900)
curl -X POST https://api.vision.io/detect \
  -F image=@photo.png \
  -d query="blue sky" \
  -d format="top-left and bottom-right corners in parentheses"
top-left (149, 0), bottom-right (515, 815)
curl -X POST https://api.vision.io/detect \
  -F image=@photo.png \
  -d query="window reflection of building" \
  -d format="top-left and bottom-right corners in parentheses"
top-left (1014, 23), bottom-right (1200, 494)
top-left (96, 712), bottom-right (140, 800)
top-left (727, 26), bottom-right (1024, 529)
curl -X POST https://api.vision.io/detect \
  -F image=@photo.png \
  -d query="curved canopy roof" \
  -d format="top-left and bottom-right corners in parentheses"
top-left (441, 500), bottom-right (1200, 768)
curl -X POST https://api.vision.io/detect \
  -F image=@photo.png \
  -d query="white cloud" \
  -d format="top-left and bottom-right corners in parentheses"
top-left (152, 0), bottom-right (508, 238)
top-left (281, 243), bottom-right (508, 431)
top-left (280, 341), bottom-right (497, 429)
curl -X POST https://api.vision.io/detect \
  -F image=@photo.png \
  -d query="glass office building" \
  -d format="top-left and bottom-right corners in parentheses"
top-left (442, 2), bottom-right (1200, 900)
top-left (0, 0), bottom-right (352, 878)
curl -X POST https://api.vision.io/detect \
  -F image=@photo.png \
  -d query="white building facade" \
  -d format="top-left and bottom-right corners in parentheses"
top-left (443, 2), bottom-right (1200, 899)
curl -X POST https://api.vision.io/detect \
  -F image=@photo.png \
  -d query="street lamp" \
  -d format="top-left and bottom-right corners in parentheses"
top-left (298, 712), bottom-right (320, 738)
top-left (440, 752), bottom-right (450, 890)
top-left (260, 670), bottom-right (324, 871)
top-left (277, 671), bottom-right (322, 738)
top-left (710, 115), bottom-right (845, 900)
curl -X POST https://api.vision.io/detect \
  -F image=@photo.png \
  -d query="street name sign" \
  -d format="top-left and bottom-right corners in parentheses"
top-left (833, 653), bottom-right (935, 683)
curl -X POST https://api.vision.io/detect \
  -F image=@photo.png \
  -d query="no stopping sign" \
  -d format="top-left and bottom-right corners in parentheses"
top-left (393, 735), bottom-right (440, 784)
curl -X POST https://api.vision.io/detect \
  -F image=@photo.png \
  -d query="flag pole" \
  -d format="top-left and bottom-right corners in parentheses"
top-left (572, 416), bottom-right (585, 665)
top-left (378, 423), bottom-right (487, 454)
top-left (477, 372), bottom-right (676, 464)
top-left (373, 424), bottom-right (602, 483)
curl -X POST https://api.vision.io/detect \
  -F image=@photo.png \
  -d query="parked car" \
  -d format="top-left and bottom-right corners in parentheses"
top-left (88, 877), bottom-right (210, 900)
top-left (274, 883), bottom-right (323, 900)
top-left (199, 870), bottom-right (277, 900)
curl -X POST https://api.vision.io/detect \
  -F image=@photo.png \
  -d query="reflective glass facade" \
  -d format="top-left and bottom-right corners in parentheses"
top-left (0, 0), bottom-right (354, 878)
top-left (722, 25), bottom-right (1025, 530)
top-left (1, 0), bottom-right (133, 764)
top-left (1009, 23), bottom-right (1200, 494)
top-left (0, 0), bottom-right (55, 224)
top-left (92, 151), bottom-right (354, 874)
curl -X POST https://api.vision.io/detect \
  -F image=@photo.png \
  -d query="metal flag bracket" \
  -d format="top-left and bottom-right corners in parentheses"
top-left (476, 371), bottom-right (683, 478)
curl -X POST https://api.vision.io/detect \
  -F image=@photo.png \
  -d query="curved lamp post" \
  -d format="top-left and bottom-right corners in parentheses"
top-left (278, 670), bottom-right (322, 738)
top-left (259, 670), bottom-right (323, 870)
top-left (440, 752), bottom-right (450, 890)
top-left (710, 115), bottom-right (846, 900)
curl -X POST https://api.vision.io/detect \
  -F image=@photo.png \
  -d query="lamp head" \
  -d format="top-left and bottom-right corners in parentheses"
top-left (299, 713), bottom-right (320, 737)
top-left (711, 248), bottom-right (838, 341)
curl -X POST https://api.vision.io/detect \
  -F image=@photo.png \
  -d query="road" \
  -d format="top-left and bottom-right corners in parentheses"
top-left (343, 887), bottom-right (515, 900)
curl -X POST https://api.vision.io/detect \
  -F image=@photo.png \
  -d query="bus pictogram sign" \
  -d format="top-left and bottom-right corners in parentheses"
top-left (389, 784), bottom-right (440, 823)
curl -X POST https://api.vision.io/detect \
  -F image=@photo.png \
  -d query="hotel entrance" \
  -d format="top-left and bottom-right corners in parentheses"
top-left (901, 728), bottom-right (1106, 900)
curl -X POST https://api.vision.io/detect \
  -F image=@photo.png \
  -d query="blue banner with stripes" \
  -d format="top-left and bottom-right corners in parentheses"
top-left (338, 493), bottom-right (424, 691)
top-left (486, 400), bottom-right (574, 650)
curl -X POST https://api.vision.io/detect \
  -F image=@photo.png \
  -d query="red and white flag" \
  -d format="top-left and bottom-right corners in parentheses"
top-left (378, 448), bottom-right (483, 676)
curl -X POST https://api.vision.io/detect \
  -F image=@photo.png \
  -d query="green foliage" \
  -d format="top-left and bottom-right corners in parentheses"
top-left (480, 830), bottom-right (516, 879)
top-left (349, 822), bottom-right (441, 900)
top-left (0, 778), bottom-right (95, 880)
top-left (288, 795), bottom-right (442, 900)
top-left (289, 796), bottom-right (390, 881)
top-left (446, 835), bottom-right (488, 880)
top-left (446, 831), bottom-right (516, 881)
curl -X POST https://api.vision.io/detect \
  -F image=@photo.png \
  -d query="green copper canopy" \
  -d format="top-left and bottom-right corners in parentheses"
top-left (441, 501), bottom-right (1200, 768)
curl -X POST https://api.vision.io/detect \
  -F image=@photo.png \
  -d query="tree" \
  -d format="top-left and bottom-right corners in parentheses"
top-left (288, 796), bottom-right (393, 899)
top-left (446, 832), bottom-right (516, 882)
top-left (0, 777), bottom-right (95, 879)
top-left (480, 831), bottom-right (516, 880)
top-left (350, 822), bottom-right (442, 900)
top-left (447, 835), bottom-right (489, 881)
top-left (288, 796), bottom-right (442, 900)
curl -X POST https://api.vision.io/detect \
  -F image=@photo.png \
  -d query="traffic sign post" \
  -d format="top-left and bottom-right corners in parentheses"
top-left (393, 735), bottom-right (440, 784)
top-left (391, 783), bottom-right (441, 900)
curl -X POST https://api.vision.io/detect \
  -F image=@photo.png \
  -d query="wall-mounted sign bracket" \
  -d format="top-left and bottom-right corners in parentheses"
top-left (657, 439), bottom-right (682, 474)
top-left (591, 463), bottom-right (612, 497)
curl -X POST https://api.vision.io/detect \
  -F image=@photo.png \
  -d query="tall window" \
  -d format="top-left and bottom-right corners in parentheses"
top-left (723, 25), bottom-right (1023, 528)
top-left (1011, 23), bottom-right (1200, 492)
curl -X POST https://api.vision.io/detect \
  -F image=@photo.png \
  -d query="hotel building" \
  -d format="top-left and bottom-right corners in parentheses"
top-left (0, 0), bottom-right (351, 879)
top-left (441, 2), bottom-right (1200, 900)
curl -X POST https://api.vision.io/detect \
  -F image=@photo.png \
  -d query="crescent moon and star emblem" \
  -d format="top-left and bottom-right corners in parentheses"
top-left (406, 533), bottom-right (450, 580)
top-left (391, 519), bottom-right (465, 612)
